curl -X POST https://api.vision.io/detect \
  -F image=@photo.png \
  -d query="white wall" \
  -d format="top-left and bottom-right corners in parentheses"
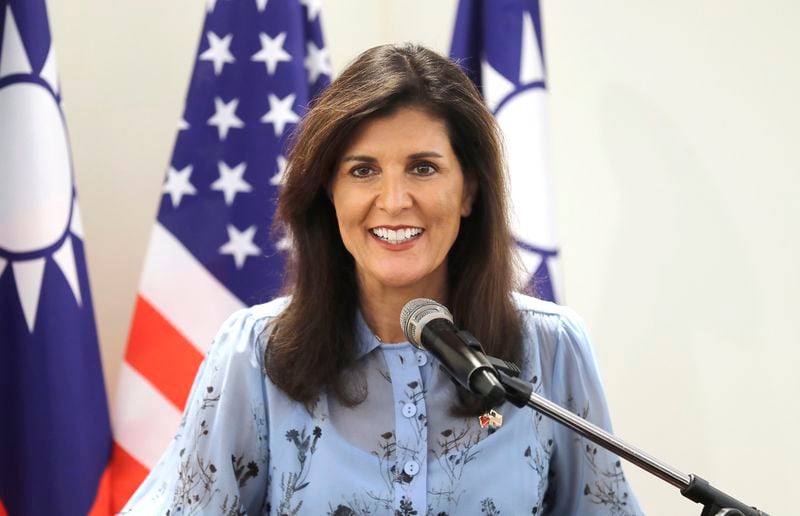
top-left (49, 1), bottom-right (798, 514)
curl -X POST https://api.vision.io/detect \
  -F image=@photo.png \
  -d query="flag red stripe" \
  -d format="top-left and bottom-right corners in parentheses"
top-left (110, 443), bottom-right (149, 512)
top-left (124, 296), bottom-right (204, 410)
top-left (88, 464), bottom-right (112, 515)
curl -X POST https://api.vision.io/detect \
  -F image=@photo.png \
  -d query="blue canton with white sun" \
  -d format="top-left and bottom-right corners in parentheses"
top-left (0, 0), bottom-right (111, 514)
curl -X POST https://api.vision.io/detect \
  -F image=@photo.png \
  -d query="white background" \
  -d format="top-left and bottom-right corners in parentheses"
top-left (48, 1), bottom-right (799, 514)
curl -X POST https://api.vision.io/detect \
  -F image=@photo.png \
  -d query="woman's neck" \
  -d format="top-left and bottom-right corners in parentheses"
top-left (358, 277), bottom-right (448, 344)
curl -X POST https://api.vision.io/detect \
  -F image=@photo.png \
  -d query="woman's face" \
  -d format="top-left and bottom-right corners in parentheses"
top-left (329, 106), bottom-right (474, 296)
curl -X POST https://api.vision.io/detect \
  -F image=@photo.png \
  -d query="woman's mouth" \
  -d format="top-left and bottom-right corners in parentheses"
top-left (369, 226), bottom-right (424, 245)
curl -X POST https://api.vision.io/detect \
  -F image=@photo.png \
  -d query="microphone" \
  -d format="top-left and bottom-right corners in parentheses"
top-left (400, 298), bottom-right (505, 405)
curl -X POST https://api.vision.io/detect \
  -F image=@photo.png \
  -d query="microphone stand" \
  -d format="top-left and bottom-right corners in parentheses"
top-left (470, 349), bottom-right (769, 516)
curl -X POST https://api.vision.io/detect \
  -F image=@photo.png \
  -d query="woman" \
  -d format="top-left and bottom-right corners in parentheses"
top-left (122, 44), bottom-right (642, 515)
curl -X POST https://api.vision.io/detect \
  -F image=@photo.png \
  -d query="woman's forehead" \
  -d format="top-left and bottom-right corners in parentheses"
top-left (339, 107), bottom-right (453, 158)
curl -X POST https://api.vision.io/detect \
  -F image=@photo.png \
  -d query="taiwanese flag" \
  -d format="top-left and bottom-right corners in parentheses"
top-left (451, 0), bottom-right (562, 302)
top-left (0, 0), bottom-right (112, 514)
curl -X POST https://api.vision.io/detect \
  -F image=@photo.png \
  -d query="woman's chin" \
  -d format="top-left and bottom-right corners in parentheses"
top-left (378, 275), bottom-right (425, 291)
top-left (356, 258), bottom-right (448, 297)
top-left (364, 271), bottom-right (440, 294)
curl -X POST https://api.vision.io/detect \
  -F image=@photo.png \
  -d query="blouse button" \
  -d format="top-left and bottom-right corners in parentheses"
top-left (402, 402), bottom-right (417, 418)
top-left (403, 460), bottom-right (420, 476)
top-left (415, 351), bottom-right (428, 366)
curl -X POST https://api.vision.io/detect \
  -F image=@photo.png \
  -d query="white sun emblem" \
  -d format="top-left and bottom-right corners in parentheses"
top-left (0, 4), bottom-right (86, 332)
top-left (479, 10), bottom-right (562, 299)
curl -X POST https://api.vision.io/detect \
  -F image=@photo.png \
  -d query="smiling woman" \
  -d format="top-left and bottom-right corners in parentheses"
top-left (329, 107), bottom-right (475, 340)
top-left (269, 43), bottom-right (521, 416)
top-left (122, 44), bottom-right (643, 515)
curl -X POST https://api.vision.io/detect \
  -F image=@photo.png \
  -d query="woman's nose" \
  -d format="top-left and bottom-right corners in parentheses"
top-left (375, 171), bottom-right (412, 213)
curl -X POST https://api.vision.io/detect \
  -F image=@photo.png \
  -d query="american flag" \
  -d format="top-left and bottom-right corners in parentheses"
top-left (109, 0), bottom-right (330, 509)
top-left (450, 0), bottom-right (561, 302)
top-left (0, 0), bottom-right (112, 513)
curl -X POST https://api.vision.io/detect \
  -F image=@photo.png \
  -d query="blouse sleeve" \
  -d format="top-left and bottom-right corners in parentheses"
top-left (543, 309), bottom-right (644, 515)
top-left (120, 308), bottom-right (270, 515)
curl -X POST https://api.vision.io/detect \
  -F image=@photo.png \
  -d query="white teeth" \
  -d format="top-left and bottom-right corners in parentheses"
top-left (371, 227), bottom-right (423, 244)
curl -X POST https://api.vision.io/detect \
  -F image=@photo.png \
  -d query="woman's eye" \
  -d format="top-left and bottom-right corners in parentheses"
top-left (413, 163), bottom-right (437, 176)
top-left (350, 166), bottom-right (375, 178)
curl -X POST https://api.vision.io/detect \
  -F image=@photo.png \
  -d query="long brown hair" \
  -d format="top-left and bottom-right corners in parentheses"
top-left (267, 43), bottom-right (523, 415)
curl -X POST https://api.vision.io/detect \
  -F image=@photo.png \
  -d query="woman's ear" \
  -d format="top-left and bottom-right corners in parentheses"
top-left (461, 176), bottom-right (478, 217)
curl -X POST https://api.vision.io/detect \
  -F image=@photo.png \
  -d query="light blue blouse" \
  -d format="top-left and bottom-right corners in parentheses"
top-left (122, 293), bottom-right (643, 515)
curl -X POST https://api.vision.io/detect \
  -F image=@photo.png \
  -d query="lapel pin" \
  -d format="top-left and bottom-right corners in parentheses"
top-left (479, 409), bottom-right (503, 433)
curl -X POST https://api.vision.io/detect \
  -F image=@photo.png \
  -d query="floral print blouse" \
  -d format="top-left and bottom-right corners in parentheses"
top-left (121, 293), bottom-right (643, 515)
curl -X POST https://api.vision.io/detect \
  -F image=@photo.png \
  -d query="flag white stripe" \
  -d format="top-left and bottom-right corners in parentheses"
top-left (112, 363), bottom-right (182, 469)
top-left (139, 222), bottom-right (245, 355)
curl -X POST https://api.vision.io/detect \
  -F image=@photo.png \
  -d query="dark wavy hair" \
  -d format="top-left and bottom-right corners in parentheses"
top-left (266, 43), bottom-right (523, 415)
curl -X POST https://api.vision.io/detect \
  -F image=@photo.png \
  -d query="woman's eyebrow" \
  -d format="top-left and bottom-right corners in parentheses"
top-left (340, 151), bottom-right (444, 163)
top-left (408, 151), bottom-right (443, 160)
top-left (340, 154), bottom-right (377, 163)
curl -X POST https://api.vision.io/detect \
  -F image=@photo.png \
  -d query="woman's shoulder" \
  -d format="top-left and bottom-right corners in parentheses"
top-left (511, 291), bottom-right (584, 325)
top-left (511, 294), bottom-right (608, 412)
top-left (205, 296), bottom-right (291, 361)
top-left (246, 295), bottom-right (292, 321)
top-left (511, 292), bottom-right (596, 364)
top-left (219, 295), bottom-right (291, 332)
top-left (244, 296), bottom-right (292, 322)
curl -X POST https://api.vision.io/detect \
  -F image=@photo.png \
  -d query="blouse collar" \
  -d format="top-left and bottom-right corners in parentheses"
top-left (354, 309), bottom-right (383, 360)
top-left (354, 309), bottom-right (414, 359)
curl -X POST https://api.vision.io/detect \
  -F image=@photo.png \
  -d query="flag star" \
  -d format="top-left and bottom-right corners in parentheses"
top-left (255, 0), bottom-right (269, 12)
top-left (270, 155), bottom-right (288, 185)
top-left (178, 118), bottom-right (190, 130)
top-left (206, 0), bottom-right (218, 12)
top-left (199, 32), bottom-right (235, 76)
top-left (304, 41), bottom-right (331, 84)
top-left (275, 235), bottom-right (291, 251)
top-left (260, 93), bottom-right (300, 137)
top-left (211, 161), bottom-right (253, 205)
top-left (162, 165), bottom-right (197, 208)
top-left (208, 97), bottom-right (245, 140)
top-left (251, 32), bottom-right (292, 75)
top-left (219, 224), bottom-right (261, 269)
top-left (299, 0), bottom-right (322, 21)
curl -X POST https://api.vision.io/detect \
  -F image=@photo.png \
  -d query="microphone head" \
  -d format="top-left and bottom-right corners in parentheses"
top-left (400, 298), bottom-right (453, 348)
